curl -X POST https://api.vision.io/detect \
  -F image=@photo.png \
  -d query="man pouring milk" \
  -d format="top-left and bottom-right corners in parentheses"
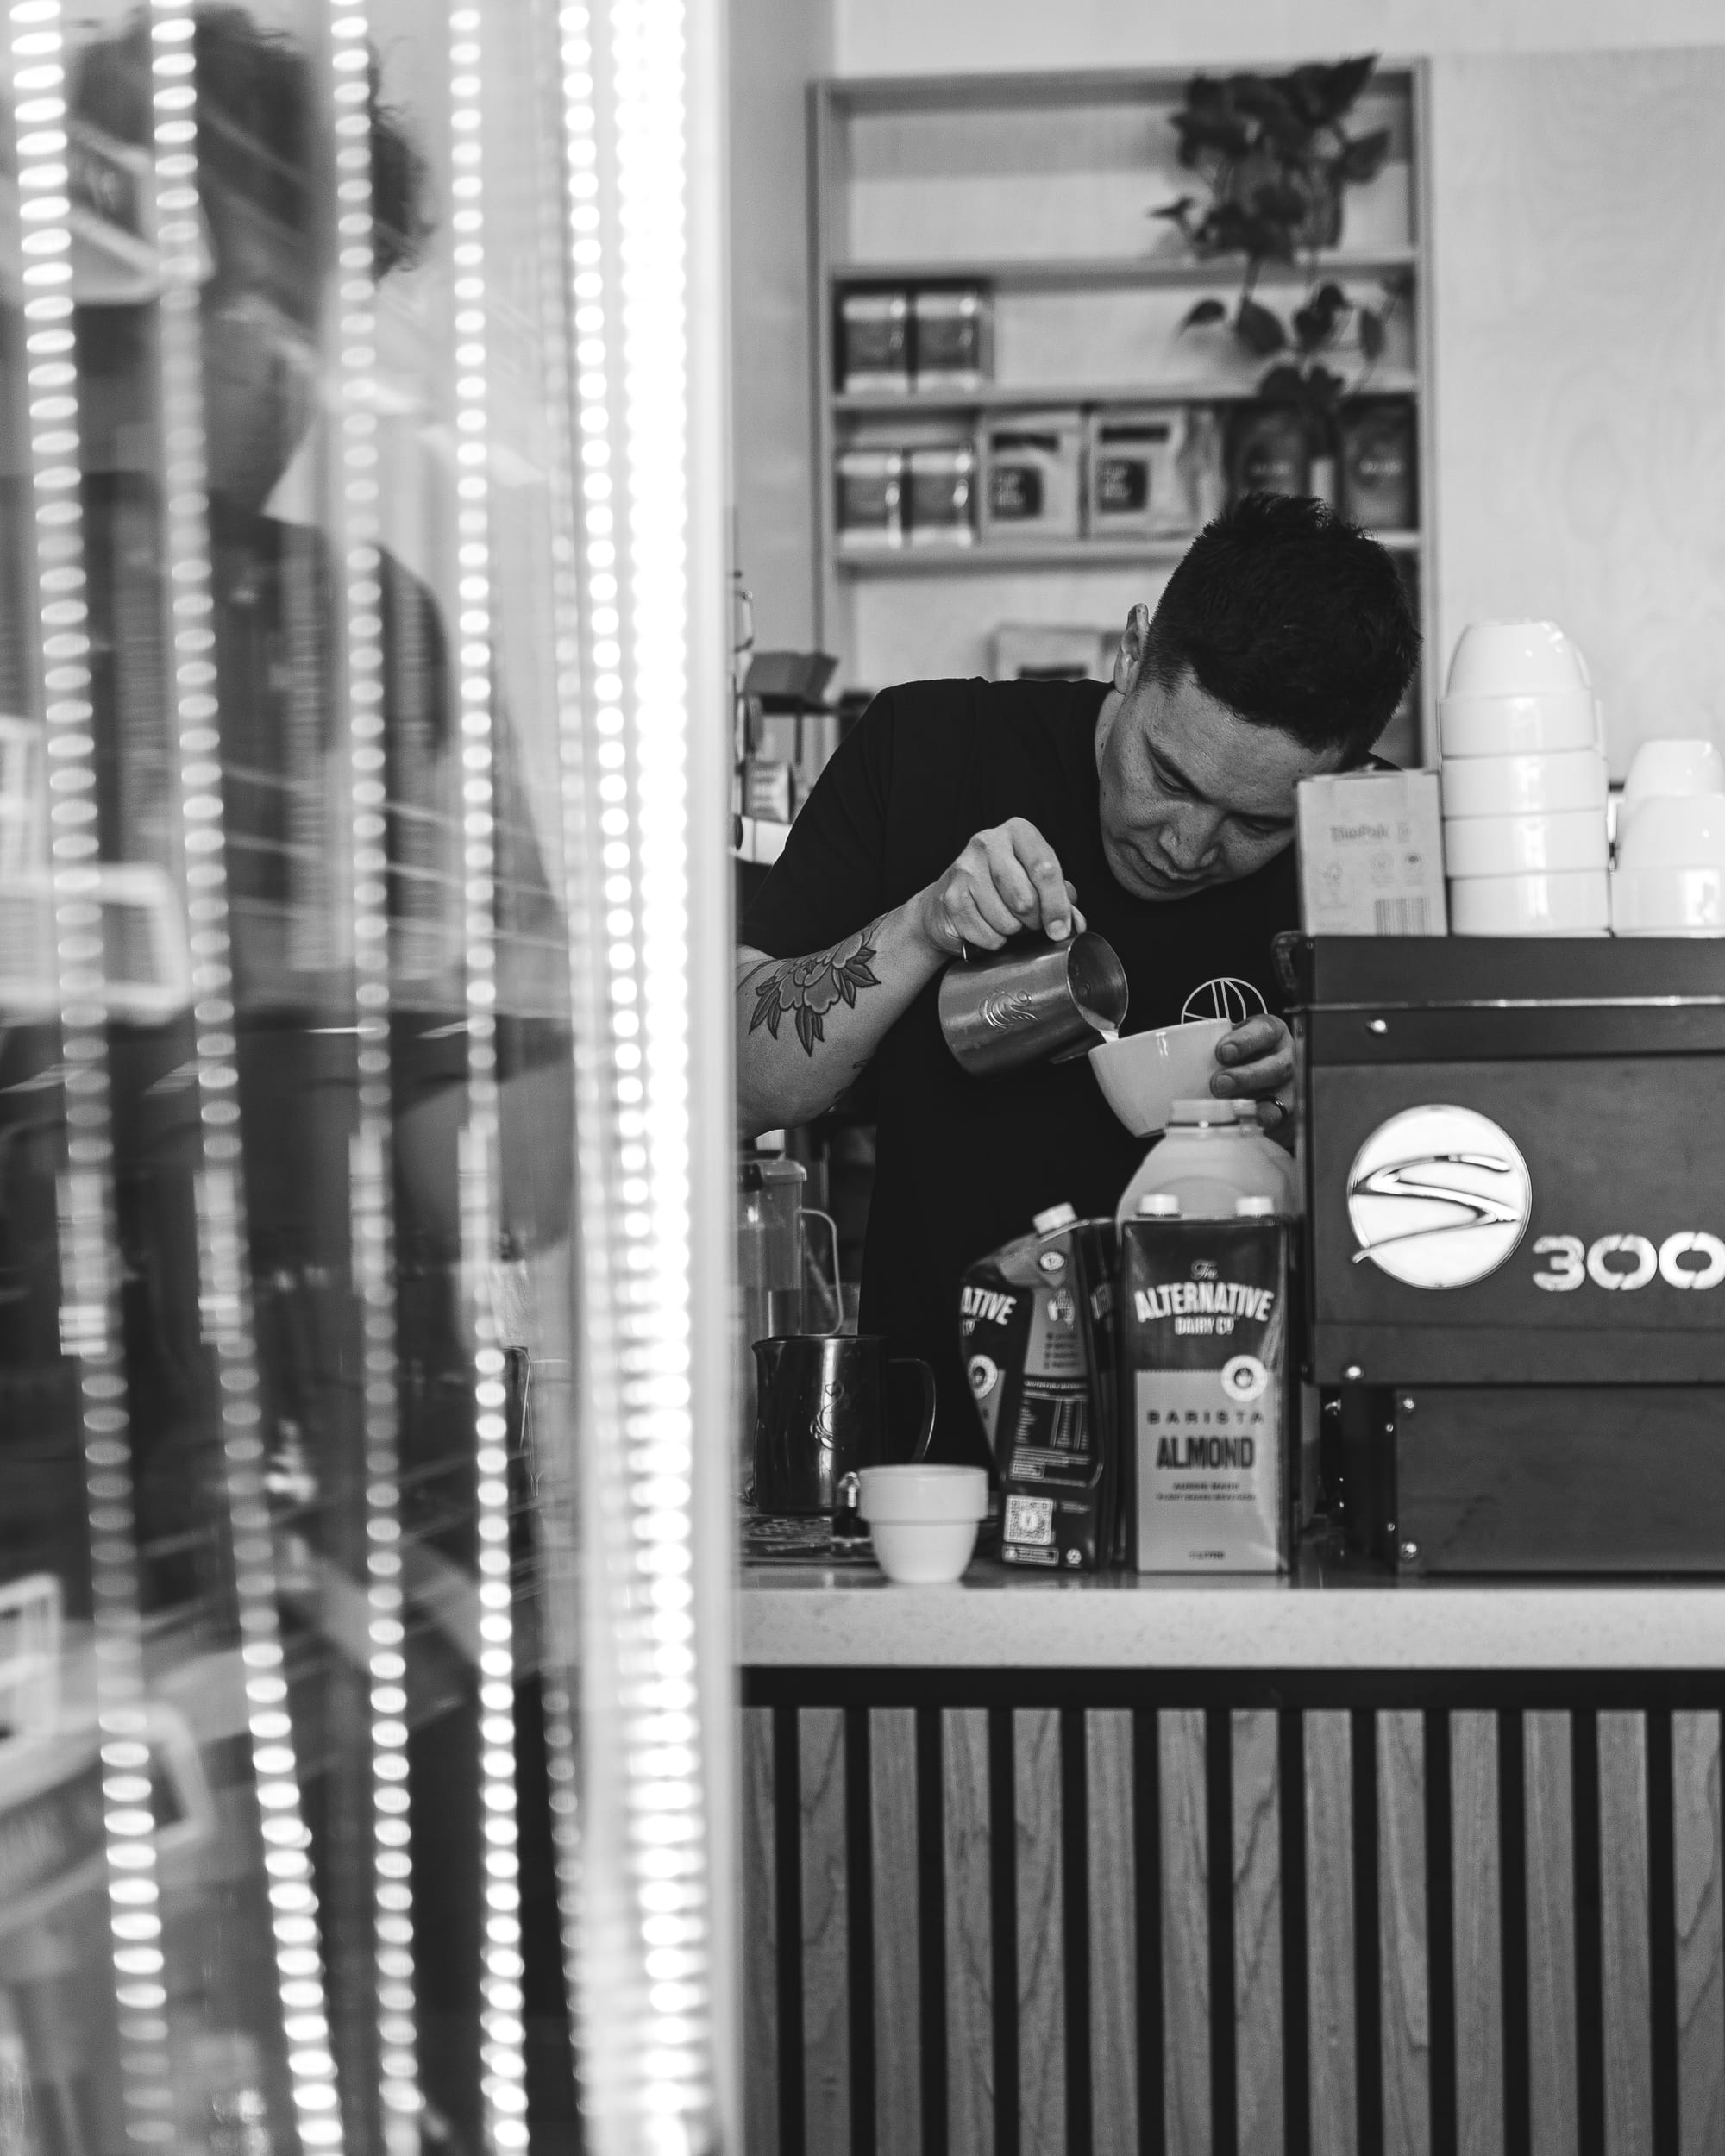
top-left (737, 494), bottom-right (1421, 1459)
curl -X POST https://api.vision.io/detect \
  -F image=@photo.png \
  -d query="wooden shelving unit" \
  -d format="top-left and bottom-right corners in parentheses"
top-left (837, 530), bottom-right (1421, 577)
top-left (833, 245), bottom-right (1419, 294)
top-left (808, 66), bottom-right (1437, 763)
top-left (834, 371), bottom-right (1420, 417)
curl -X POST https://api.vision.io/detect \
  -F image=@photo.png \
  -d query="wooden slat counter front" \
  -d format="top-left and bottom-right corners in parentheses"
top-left (740, 1559), bottom-right (1725, 2156)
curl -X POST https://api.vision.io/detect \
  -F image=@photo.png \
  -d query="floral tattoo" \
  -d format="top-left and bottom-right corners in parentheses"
top-left (749, 918), bottom-right (886, 1056)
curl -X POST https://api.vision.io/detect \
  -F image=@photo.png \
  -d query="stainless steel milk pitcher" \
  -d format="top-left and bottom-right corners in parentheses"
top-left (938, 931), bottom-right (1129, 1077)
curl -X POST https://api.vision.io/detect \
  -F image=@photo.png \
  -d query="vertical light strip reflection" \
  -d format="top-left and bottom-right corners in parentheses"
top-left (8, 6), bottom-right (172, 2141)
top-left (529, 0), bottom-right (599, 2102)
top-left (146, 4), bottom-right (344, 2146)
top-left (326, 4), bottom-right (422, 2143)
top-left (555, 0), bottom-right (718, 2147)
top-left (444, 9), bottom-right (530, 2149)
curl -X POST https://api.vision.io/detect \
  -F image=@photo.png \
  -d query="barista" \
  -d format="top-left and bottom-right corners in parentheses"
top-left (738, 494), bottom-right (1420, 1458)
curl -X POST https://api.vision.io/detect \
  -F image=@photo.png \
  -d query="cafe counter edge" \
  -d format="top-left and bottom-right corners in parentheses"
top-left (738, 1551), bottom-right (1725, 1670)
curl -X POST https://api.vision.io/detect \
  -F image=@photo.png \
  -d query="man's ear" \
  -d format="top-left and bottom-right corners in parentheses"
top-left (1113, 603), bottom-right (1151, 695)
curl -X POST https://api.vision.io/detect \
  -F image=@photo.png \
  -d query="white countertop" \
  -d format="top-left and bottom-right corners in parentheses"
top-left (739, 1555), bottom-right (1725, 1670)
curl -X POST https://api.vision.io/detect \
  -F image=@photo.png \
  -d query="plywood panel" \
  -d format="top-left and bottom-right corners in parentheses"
top-left (944, 1707), bottom-right (994, 2156)
top-left (1378, 1709), bottom-right (1430, 2156)
top-left (1525, 1712), bottom-right (1578, 2156)
top-left (801, 1707), bottom-right (851, 2155)
top-left (1234, 1708), bottom-right (1283, 2156)
top-left (872, 1708), bottom-right (922, 2156)
top-left (1307, 1708), bottom-right (1357, 2156)
top-left (1016, 1707), bottom-right (1066, 2156)
top-left (743, 1708), bottom-right (779, 2156)
top-left (1430, 51), bottom-right (1725, 776)
top-left (845, 101), bottom-right (1194, 263)
top-left (1162, 1707), bottom-right (1210, 2156)
top-left (849, 561), bottom-right (1165, 701)
top-left (1088, 1709), bottom-right (1138, 2156)
top-left (1600, 1713), bottom-right (1653, 2156)
top-left (1674, 1711), bottom-right (1724, 2156)
top-left (1452, 1712), bottom-right (1503, 2156)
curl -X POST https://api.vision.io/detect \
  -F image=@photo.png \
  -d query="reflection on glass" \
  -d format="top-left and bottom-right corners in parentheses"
top-left (549, 3), bottom-right (731, 2148)
top-left (0, 0), bottom-right (599, 2147)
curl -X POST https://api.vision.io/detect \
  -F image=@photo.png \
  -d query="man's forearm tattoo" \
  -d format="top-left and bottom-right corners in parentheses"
top-left (748, 916), bottom-right (887, 1056)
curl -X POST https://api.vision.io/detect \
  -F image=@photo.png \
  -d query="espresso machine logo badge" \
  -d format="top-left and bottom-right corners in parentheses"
top-left (1346, 1105), bottom-right (1533, 1289)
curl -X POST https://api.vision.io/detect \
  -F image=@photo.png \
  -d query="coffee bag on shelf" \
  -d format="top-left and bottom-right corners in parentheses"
top-left (1085, 406), bottom-right (1194, 540)
top-left (978, 410), bottom-right (1084, 543)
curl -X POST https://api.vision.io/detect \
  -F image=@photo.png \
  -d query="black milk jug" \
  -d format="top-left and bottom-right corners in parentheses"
top-left (750, 1334), bottom-right (936, 1522)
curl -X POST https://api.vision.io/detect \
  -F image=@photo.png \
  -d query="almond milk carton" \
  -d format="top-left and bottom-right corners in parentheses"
top-left (1120, 1213), bottom-right (1291, 1572)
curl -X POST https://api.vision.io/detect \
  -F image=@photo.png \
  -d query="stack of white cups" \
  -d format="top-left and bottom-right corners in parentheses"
top-left (1439, 622), bottom-right (1610, 936)
top-left (1611, 740), bottom-right (1725, 936)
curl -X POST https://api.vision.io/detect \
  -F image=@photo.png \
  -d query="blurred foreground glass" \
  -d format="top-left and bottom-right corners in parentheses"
top-left (0, 1), bottom-right (733, 2151)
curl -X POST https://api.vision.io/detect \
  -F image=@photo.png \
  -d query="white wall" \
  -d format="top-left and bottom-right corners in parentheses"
top-left (1428, 50), bottom-right (1725, 766)
top-left (729, 0), bottom-right (832, 653)
top-left (833, 0), bottom-right (1725, 77)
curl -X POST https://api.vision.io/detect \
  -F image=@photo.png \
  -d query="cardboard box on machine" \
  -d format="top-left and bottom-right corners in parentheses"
top-left (1295, 767), bottom-right (1448, 937)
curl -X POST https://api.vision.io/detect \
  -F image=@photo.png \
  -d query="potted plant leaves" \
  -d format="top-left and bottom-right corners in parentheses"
top-left (1154, 56), bottom-right (1408, 498)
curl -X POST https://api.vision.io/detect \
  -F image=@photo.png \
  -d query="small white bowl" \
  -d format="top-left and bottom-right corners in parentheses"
top-left (1439, 687), bottom-right (1599, 760)
top-left (1622, 737), bottom-right (1725, 805)
top-left (1446, 620), bottom-right (1591, 700)
top-left (1448, 869), bottom-right (1609, 937)
top-left (1441, 808), bottom-right (1609, 878)
top-left (857, 1464), bottom-right (988, 1585)
top-left (1440, 749), bottom-right (1608, 821)
top-left (1088, 1016), bottom-right (1232, 1138)
top-left (1610, 865), bottom-right (1725, 937)
top-left (1614, 794), bottom-right (1725, 873)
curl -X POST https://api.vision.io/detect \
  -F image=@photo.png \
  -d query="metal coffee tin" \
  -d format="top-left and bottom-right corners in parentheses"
top-left (938, 931), bottom-right (1128, 1077)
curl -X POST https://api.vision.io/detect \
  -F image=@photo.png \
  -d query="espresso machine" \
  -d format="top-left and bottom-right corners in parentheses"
top-left (1284, 933), bottom-right (1725, 1573)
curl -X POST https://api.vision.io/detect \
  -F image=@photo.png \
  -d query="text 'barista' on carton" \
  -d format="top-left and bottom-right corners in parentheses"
top-left (1120, 1196), bottom-right (1292, 1573)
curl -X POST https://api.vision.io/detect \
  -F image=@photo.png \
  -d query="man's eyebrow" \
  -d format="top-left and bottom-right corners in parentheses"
top-left (1148, 739), bottom-right (1214, 802)
top-left (1150, 738), bottom-right (1294, 824)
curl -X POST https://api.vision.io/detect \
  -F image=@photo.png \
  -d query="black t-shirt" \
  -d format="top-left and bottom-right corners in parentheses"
top-left (743, 674), bottom-right (1299, 1466)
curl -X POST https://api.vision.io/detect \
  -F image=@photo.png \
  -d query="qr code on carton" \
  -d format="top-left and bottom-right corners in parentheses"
top-left (1005, 1495), bottom-right (1054, 1546)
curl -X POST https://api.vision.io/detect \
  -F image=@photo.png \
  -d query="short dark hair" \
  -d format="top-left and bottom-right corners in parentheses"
top-left (71, 4), bottom-right (431, 282)
top-left (1141, 492), bottom-right (1421, 761)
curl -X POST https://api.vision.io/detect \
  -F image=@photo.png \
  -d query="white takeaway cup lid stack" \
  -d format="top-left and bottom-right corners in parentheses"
top-left (1439, 621), bottom-right (1609, 937)
top-left (1610, 737), bottom-right (1725, 937)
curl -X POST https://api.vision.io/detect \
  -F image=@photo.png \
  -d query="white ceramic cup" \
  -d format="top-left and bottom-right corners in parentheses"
top-left (1440, 749), bottom-right (1608, 821)
top-left (1614, 793), bottom-right (1725, 874)
top-left (1446, 620), bottom-right (1591, 700)
top-left (1441, 808), bottom-right (1609, 879)
top-left (857, 1464), bottom-right (988, 1586)
top-left (1610, 865), bottom-right (1725, 937)
top-left (1448, 869), bottom-right (1609, 936)
top-left (1621, 737), bottom-right (1725, 805)
top-left (1439, 687), bottom-right (1599, 760)
top-left (1088, 1015), bottom-right (1233, 1138)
